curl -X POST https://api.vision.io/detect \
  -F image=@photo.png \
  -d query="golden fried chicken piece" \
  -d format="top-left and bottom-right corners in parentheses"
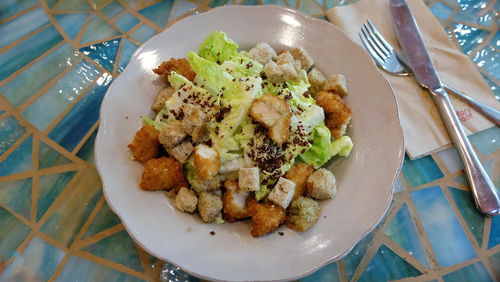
top-left (247, 199), bottom-right (286, 237)
top-left (249, 94), bottom-right (291, 145)
top-left (128, 124), bottom-right (160, 163)
top-left (139, 157), bottom-right (186, 191)
top-left (194, 144), bottom-right (220, 180)
top-left (315, 91), bottom-right (351, 139)
top-left (285, 162), bottom-right (315, 200)
top-left (153, 58), bottom-right (196, 82)
top-left (222, 180), bottom-right (250, 222)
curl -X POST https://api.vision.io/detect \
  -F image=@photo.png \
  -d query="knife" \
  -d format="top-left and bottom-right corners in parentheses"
top-left (390, 0), bottom-right (500, 216)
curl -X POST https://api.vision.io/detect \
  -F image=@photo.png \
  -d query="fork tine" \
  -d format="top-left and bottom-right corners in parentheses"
top-left (360, 26), bottom-right (387, 62)
top-left (358, 31), bottom-right (386, 67)
top-left (367, 20), bottom-right (393, 53)
top-left (363, 23), bottom-right (390, 57)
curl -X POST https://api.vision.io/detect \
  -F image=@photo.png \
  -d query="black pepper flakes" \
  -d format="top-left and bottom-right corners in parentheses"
top-left (210, 231), bottom-right (215, 236)
top-left (278, 232), bottom-right (284, 236)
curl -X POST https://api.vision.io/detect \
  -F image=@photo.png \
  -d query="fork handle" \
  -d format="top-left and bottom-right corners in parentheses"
top-left (430, 87), bottom-right (500, 216)
top-left (444, 84), bottom-right (500, 126)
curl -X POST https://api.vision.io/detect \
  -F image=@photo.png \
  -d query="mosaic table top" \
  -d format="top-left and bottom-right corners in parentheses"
top-left (0, 0), bottom-right (498, 281)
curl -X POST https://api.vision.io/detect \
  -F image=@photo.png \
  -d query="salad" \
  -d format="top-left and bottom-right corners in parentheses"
top-left (128, 31), bottom-right (353, 237)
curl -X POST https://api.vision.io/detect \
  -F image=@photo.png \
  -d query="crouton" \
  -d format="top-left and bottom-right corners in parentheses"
top-left (153, 58), bottom-right (196, 82)
top-left (181, 104), bottom-right (207, 136)
top-left (128, 124), bottom-right (160, 163)
top-left (158, 120), bottom-right (187, 148)
top-left (222, 180), bottom-right (250, 222)
top-left (247, 199), bottom-right (286, 237)
top-left (139, 157), bottom-right (185, 191)
top-left (167, 142), bottom-right (193, 163)
top-left (268, 177), bottom-right (296, 209)
top-left (307, 68), bottom-right (326, 94)
top-left (175, 187), bottom-right (198, 213)
top-left (263, 61), bottom-right (283, 82)
top-left (307, 168), bottom-right (337, 200)
top-left (279, 62), bottom-right (300, 82)
top-left (248, 42), bottom-right (276, 64)
top-left (315, 91), bottom-right (351, 139)
top-left (275, 51), bottom-right (295, 66)
top-left (194, 144), bottom-right (220, 180)
top-left (151, 87), bottom-right (175, 112)
top-left (198, 192), bottom-right (223, 223)
top-left (323, 74), bottom-right (348, 96)
top-left (291, 47), bottom-right (314, 70)
top-left (286, 196), bottom-right (321, 232)
top-left (285, 162), bottom-right (315, 200)
top-left (238, 167), bottom-right (260, 192)
top-left (249, 94), bottom-right (292, 145)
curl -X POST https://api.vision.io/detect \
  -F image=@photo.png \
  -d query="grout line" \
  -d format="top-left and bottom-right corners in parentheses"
top-left (74, 223), bottom-right (124, 250)
top-left (0, 24), bottom-right (52, 54)
top-left (0, 4), bottom-right (42, 25)
top-left (0, 132), bottom-right (31, 163)
top-left (71, 121), bottom-right (99, 155)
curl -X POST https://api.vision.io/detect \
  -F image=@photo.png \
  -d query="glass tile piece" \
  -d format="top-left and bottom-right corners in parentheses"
top-left (393, 176), bottom-right (404, 193)
top-left (0, 237), bottom-right (65, 281)
top-left (0, 115), bottom-right (26, 156)
top-left (480, 73), bottom-right (499, 101)
top-left (0, 136), bottom-right (33, 177)
top-left (101, 0), bottom-right (125, 19)
top-left (22, 60), bottom-right (100, 131)
top-left (56, 255), bottom-right (144, 282)
top-left (38, 140), bottom-right (72, 169)
top-left (168, 0), bottom-right (197, 21)
top-left (118, 38), bottom-right (138, 73)
top-left (81, 14), bottom-right (120, 45)
top-left (402, 155), bottom-right (444, 187)
top-left (48, 73), bottom-right (112, 152)
top-left (430, 1), bottom-right (454, 20)
top-left (325, 0), bottom-right (350, 9)
top-left (0, 7), bottom-right (50, 49)
top-left (0, 178), bottom-right (31, 220)
top-left (488, 214), bottom-right (500, 249)
top-left (0, 26), bottom-right (64, 81)
top-left (37, 171), bottom-right (77, 221)
top-left (262, 0), bottom-right (287, 5)
top-left (469, 127), bottom-right (499, 156)
top-left (342, 232), bottom-right (375, 280)
top-left (46, 0), bottom-right (58, 8)
top-left (82, 200), bottom-right (121, 239)
top-left (76, 128), bottom-right (97, 164)
top-left (452, 23), bottom-right (490, 55)
top-left (410, 186), bottom-right (476, 267)
top-left (243, 0), bottom-right (259, 5)
top-left (139, 1), bottom-right (174, 28)
top-left (54, 13), bottom-right (88, 40)
top-left (0, 0), bottom-right (38, 21)
top-left (80, 39), bottom-right (121, 72)
top-left (130, 24), bottom-right (157, 43)
top-left (54, 0), bottom-right (91, 12)
top-left (448, 187), bottom-right (484, 246)
top-left (383, 204), bottom-right (428, 266)
top-left (1, 44), bottom-right (80, 107)
top-left (436, 147), bottom-right (463, 174)
top-left (472, 45), bottom-right (500, 80)
top-left (40, 167), bottom-right (102, 247)
top-left (443, 262), bottom-right (493, 282)
top-left (114, 13), bottom-right (139, 32)
top-left (82, 230), bottom-right (143, 272)
top-left (299, 0), bottom-right (323, 15)
top-left (302, 262), bottom-right (340, 282)
top-left (358, 245), bottom-right (421, 282)
top-left (0, 206), bottom-right (31, 261)
top-left (210, 0), bottom-right (231, 8)
top-left (489, 252), bottom-right (500, 278)
top-left (160, 263), bottom-right (197, 282)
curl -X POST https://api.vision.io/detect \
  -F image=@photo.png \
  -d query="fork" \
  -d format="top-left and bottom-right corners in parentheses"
top-left (359, 20), bottom-right (500, 126)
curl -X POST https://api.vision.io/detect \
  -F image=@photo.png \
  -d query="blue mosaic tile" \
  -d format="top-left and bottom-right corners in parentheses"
top-left (489, 252), bottom-right (500, 277)
top-left (80, 39), bottom-right (121, 72)
top-left (118, 38), bottom-right (139, 73)
top-left (302, 262), bottom-right (340, 282)
top-left (169, 0), bottom-right (198, 20)
top-left (210, 0), bottom-right (231, 8)
top-left (436, 147), bottom-right (463, 174)
top-left (455, 8), bottom-right (495, 28)
top-left (410, 186), bottom-right (476, 267)
top-left (402, 155), bottom-right (444, 187)
top-left (38, 140), bottom-right (72, 169)
top-left (81, 14), bottom-right (120, 44)
top-left (114, 13), bottom-right (139, 33)
top-left (82, 201), bottom-right (121, 239)
top-left (469, 127), bottom-right (499, 155)
top-left (0, 0), bottom-right (38, 21)
top-left (0, 7), bottom-right (50, 49)
top-left (54, 0), bottom-right (91, 12)
top-left (139, 1), bottom-right (173, 28)
top-left (82, 230), bottom-right (143, 272)
top-left (358, 245), bottom-right (421, 282)
top-left (76, 128), bottom-right (97, 164)
top-left (48, 73), bottom-right (112, 152)
top-left (448, 187), bottom-right (484, 246)
top-left (101, 1), bottom-right (125, 19)
top-left (160, 263), bottom-right (197, 282)
top-left (262, 0), bottom-right (287, 5)
top-left (37, 171), bottom-right (77, 221)
top-left (0, 136), bottom-right (33, 177)
top-left (443, 262), bottom-right (493, 282)
top-left (0, 115), bottom-right (26, 156)
top-left (0, 25), bottom-right (63, 81)
top-left (393, 176), bottom-right (404, 193)
top-left (0, 237), bottom-right (65, 281)
top-left (488, 214), bottom-right (500, 249)
top-left (56, 255), bottom-right (144, 282)
top-left (472, 44), bottom-right (500, 80)
top-left (299, 0), bottom-right (323, 15)
top-left (46, 0), bottom-right (58, 8)
top-left (22, 59), bottom-right (100, 131)
top-left (130, 24), bottom-right (157, 43)
top-left (383, 204), bottom-right (428, 267)
top-left (493, 31), bottom-right (499, 48)
top-left (342, 232), bottom-right (375, 280)
top-left (0, 44), bottom-right (80, 107)
top-left (0, 206), bottom-right (31, 261)
top-left (452, 23), bottom-right (490, 55)
top-left (40, 167), bottom-right (102, 247)
top-left (54, 13), bottom-right (88, 40)
top-left (325, 0), bottom-right (350, 9)
top-left (0, 178), bottom-right (31, 221)
top-left (430, 1), bottom-right (454, 20)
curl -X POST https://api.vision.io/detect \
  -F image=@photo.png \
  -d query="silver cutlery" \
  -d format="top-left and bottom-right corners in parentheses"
top-left (388, 0), bottom-right (499, 216)
top-left (358, 20), bottom-right (500, 126)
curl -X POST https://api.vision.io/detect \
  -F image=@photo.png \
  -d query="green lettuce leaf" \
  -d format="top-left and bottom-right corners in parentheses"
top-left (300, 125), bottom-right (334, 169)
top-left (332, 136), bottom-right (354, 157)
top-left (198, 31), bottom-right (240, 63)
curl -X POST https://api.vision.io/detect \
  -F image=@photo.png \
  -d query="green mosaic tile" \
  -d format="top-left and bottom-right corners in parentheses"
top-left (38, 140), bottom-right (72, 169)
top-left (81, 14), bottom-right (120, 44)
top-left (54, 0), bottom-right (91, 12)
top-left (443, 262), bottom-right (493, 282)
top-left (130, 24), bottom-right (157, 43)
top-left (0, 115), bottom-right (26, 156)
top-left (0, 178), bottom-right (31, 221)
top-left (139, 1), bottom-right (173, 28)
top-left (0, 206), bottom-right (31, 261)
top-left (82, 201), bottom-right (121, 239)
top-left (37, 171), bottom-right (77, 221)
top-left (54, 13), bottom-right (88, 40)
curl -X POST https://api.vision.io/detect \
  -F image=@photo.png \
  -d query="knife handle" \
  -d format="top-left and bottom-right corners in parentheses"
top-left (444, 85), bottom-right (500, 126)
top-left (430, 87), bottom-right (500, 216)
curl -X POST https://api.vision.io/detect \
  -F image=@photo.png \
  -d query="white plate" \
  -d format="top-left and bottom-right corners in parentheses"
top-left (95, 5), bottom-right (404, 282)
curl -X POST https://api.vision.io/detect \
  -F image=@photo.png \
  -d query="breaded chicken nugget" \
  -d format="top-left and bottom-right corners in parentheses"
top-left (285, 162), bottom-right (315, 200)
top-left (128, 124), bottom-right (160, 163)
top-left (315, 91), bottom-right (351, 139)
top-left (139, 157), bottom-right (185, 191)
top-left (194, 144), bottom-right (220, 180)
top-left (247, 199), bottom-right (286, 237)
top-left (222, 180), bottom-right (250, 222)
top-left (153, 58), bottom-right (196, 82)
top-left (249, 94), bottom-right (291, 145)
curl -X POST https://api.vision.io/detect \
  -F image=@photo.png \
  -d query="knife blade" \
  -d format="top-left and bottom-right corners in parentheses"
top-left (390, 0), bottom-right (500, 216)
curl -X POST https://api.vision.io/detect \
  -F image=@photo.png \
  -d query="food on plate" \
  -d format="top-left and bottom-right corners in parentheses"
top-left (128, 31), bottom-right (354, 236)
